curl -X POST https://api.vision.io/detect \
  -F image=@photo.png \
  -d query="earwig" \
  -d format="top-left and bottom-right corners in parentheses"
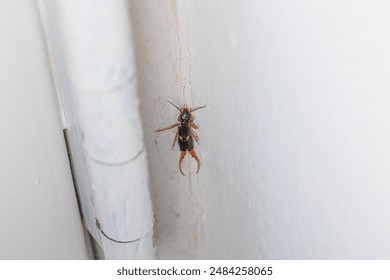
top-left (156, 101), bottom-right (206, 176)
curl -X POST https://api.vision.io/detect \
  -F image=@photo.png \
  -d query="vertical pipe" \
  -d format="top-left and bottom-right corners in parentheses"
top-left (38, 0), bottom-right (155, 259)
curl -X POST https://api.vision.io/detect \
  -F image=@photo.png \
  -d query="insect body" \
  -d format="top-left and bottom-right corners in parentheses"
top-left (156, 101), bottom-right (206, 176)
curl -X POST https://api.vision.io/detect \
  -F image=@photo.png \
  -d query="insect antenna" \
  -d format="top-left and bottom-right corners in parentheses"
top-left (167, 100), bottom-right (181, 111)
top-left (190, 105), bottom-right (207, 112)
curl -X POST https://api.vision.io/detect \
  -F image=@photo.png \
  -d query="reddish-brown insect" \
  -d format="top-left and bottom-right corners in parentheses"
top-left (156, 101), bottom-right (206, 176)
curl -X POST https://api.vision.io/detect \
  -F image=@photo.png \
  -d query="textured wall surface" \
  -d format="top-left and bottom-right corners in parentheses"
top-left (0, 1), bottom-right (88, 259)
top-left (131, 0), bottom-right (390, 259)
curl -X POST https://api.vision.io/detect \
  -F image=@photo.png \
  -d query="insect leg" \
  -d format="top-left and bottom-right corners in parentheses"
top-left (155, 123), bottom-right (178, 132)
top-left (190, 122), bottom-right (199, 129)
top-left (172, 131), bottom-right (178, 150)
top-left (190, 130), bottom-right (200, 145)
top-left (189, 149), bottom-right (200, 174)
top-left (179, 151), bottom-right (186, 176)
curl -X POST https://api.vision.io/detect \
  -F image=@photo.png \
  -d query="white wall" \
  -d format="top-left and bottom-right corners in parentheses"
top-left (131, 0), bottom-right (390, 259)
top-left (0, 1), bottom-right (89, 259)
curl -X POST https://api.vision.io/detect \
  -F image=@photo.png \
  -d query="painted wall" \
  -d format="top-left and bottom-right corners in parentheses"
top-left (0, 1), bottom-right (89, 259)
top-left (130, 0), bottom-right (390, 259)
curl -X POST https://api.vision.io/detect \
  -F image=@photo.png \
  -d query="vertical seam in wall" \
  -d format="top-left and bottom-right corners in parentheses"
top-left (171, 0), bottom-right (193, 102)
top-left (170, 0), bottom-right (200, 259)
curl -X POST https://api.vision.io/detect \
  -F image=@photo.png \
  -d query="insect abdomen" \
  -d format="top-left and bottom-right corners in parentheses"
top-left (178, 136), bottom-right (194, 151)
top-left (178, 126), bottom-right (194, 151)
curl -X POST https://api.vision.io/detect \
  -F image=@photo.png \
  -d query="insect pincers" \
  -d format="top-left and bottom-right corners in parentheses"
top-left (155, 101), bottom-right (206, 176)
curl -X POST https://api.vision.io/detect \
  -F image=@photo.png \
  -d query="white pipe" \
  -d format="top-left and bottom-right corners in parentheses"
top-left (38, 0), bottom-right (155, 259)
